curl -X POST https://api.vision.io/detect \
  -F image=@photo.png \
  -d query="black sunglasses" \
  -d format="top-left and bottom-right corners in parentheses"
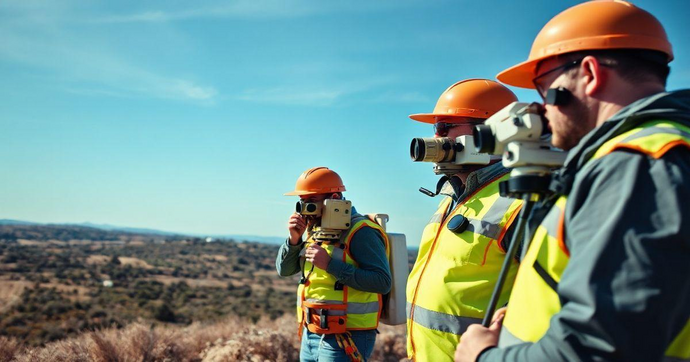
top-left (532, 59), bottom-right (582, 101)
top-left (434, 122), bottom-right (462, 137)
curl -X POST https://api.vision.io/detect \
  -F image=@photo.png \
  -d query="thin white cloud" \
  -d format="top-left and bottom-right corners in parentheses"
top-left (0, 0), bottom-right (430, 103)
top-left (170, 80), bottom-right (218, 101)
top-left (96, 2), bottom-right (315, 23)
top-left (238, 87), bottom-right (343, 106)
top-left (236, 76), bottom-right (397, 106)
top-left (94, 0), bottom-right (426, 23)
top-left (62, 87), bottom-right (131, 99)
top-left (236, 84), bottom-right (430, 107)
top-left (103, 11), bottom-right (172, 23)
top-left (367, 91), bottom-right (431, 104)
top-left (0, 24), bottom-right (217, 102)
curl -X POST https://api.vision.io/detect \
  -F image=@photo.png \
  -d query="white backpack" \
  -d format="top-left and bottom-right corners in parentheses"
top-left (368, 214), bottom-right (408, 326)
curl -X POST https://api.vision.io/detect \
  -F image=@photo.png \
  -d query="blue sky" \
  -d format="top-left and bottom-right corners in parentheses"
top-left (1, 0), bottom-right (689, 246)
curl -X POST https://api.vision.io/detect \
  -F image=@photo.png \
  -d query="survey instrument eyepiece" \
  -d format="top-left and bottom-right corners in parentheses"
top-left (472, 102), bottom-right (548, 156)
top-left (473, 125), bottom-right (495, 154)
top-left (472, 101), bottom-right (566, 170)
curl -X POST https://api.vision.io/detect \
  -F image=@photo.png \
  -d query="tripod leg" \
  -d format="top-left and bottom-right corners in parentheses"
top-left (482, 193), bottom-right (536, 327)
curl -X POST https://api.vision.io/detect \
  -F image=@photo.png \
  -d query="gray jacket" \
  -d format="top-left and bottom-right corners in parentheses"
top-left (481, 90), bottom-right (690, 361)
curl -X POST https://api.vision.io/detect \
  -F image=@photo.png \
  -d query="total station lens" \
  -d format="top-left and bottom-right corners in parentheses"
top-left (410, 138), bottom-right (426, 162)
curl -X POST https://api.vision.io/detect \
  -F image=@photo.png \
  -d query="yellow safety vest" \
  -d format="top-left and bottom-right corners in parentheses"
top-left (500, 120), bottom-right (690, 361)
top-left (407, 173), bottom-right (523, 361)
top-left (297, 214), bottom-right (390, 333)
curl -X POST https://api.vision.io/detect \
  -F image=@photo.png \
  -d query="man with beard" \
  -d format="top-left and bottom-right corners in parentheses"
top-left (455, 1), bottom-right (690, 361)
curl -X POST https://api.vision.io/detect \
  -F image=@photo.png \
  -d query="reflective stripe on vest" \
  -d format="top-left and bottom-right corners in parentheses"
top-left (296, 214), bottom-right (390, 331)
top-left (592, 121), bottom-right (690, 161)
top-left (304, 299), bottom-right (381, 315)
top-left (406, 302), bottom-right (482, 336)
top-left (500, 121), bottom-right (690, 360)
top-left (407, 173), bottom-right (523, 361)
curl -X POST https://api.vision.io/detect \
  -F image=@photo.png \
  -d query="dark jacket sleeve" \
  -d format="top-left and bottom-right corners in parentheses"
top-left (327, 226), bottom-right (392, 294)
top-left (481, 148), bottom-right (690, 361)
top-left (276, 238), bottom-right (304, 277)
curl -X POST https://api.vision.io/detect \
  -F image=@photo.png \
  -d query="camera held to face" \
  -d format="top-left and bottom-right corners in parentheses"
top-left (410, 135), bottom-right (490, 175)
top-left (297, 199), bottom-right (353, 241)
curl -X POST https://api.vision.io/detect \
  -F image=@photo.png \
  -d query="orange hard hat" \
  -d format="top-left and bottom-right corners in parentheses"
top-left (284, 167), bottom-right (346, 196)
top-left (409, 79), bottom-right (518, 124)
top-left (497, 0), bottom-right (673, 88)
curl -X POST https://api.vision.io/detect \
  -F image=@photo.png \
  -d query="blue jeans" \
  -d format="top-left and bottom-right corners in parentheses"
top-left (299, 329), bottom-right (377, 362)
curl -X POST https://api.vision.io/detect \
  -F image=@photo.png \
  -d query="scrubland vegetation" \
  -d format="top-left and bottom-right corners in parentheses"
top-left (0, 314), bottom-right (408, 361)
top-left (0, 224), bottom-right (414, 361)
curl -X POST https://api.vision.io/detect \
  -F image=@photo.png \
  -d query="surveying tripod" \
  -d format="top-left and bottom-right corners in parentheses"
top-left (481, 165), bottom-right (558, 327)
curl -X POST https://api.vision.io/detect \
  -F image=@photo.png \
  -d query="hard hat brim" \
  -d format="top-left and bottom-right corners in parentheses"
top-left (409, 112), bottom-right (489, 124)
top-left (496, 58), bottom-right (540, 89)
top-left (283, 190), bottom-right (317, 196)
top-left (409, 113), bottom-right (441, 124)
top-left (284, 186), bottom-right (346, 196)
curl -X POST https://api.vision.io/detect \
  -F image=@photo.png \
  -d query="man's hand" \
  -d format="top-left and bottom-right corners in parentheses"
top-left (288, 213), bottom-right (307, 245)
top-left (491, 307), bottom-right (507, 323)
top-left (454, 313), bottom-right (503, 362)
top-left (305, 244), bottom-right (331, 270)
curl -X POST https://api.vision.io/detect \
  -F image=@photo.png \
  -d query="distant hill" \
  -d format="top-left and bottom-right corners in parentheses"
top-left (215, 234), bottom-right (284, 245)
top-left (73, 222), bottom-right (182, 236)
top-left (0, 219), bottom-right (283, 245)
top-left (0, 219), bottom-right (39, 226)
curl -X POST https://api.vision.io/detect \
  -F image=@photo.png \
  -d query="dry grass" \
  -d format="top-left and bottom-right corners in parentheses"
top-left (150, 276), bottom-right (228, 288)
top-left (0, 337), bottom-right (21, 362)
top-left (202, 255), bottom-right (228, 262)
top-left (86, 255), bottom-right (155, 269)
top-left (85, 255), bottom-right (109, 265)
top-left (16, 240), bottom-right (44, 246)
top-left (118, 257), bottom-right (154, 269)
top-left (0, 315), bottom-right (410, 362)
top-left (373, 324), bottom-right (409, 362)
top-left (0, 281), bottom-right (32, 313)
top-left (198, 315), bottom-right (301, 362)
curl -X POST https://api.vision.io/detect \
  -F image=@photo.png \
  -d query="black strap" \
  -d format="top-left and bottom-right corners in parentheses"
top-left (320, 309), bottom-right (329, 329)
top-left (533, 260), bottom-right (559, 292)
top-left (418, 175), bottom-right (449, 198)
